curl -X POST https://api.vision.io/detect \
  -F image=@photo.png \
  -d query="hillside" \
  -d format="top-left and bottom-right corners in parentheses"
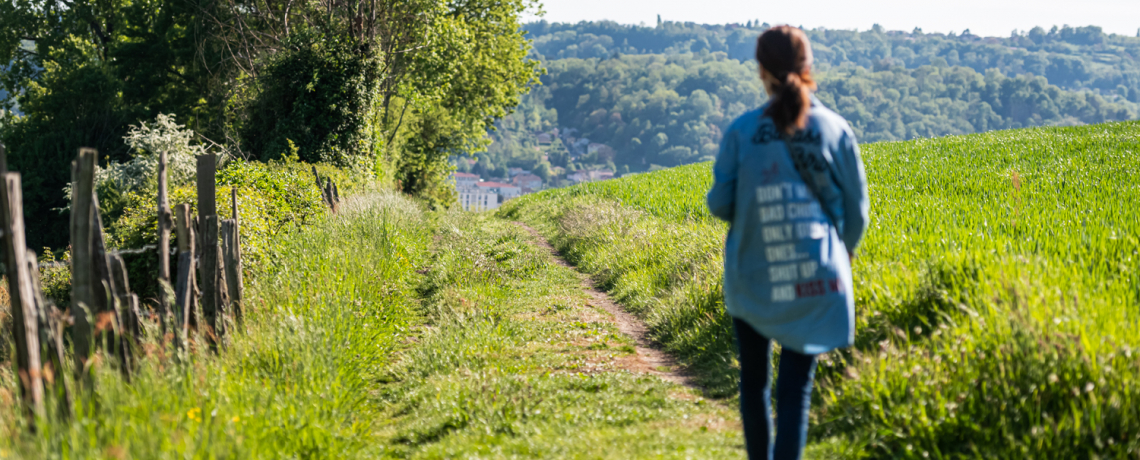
top-left (499, 121), bottom-right (1140, 457)
top-left (464, 21), bottom-right (1140, 188)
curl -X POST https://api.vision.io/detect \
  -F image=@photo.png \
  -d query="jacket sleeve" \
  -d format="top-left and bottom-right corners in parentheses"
top-left (835, 127), bottom-right (870, 252)
top-left (707, 127), bottom-right (739, 222)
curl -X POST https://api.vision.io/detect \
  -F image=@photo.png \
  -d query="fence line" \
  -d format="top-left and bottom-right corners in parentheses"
top-left (36, 245), bottom-right (178, 269)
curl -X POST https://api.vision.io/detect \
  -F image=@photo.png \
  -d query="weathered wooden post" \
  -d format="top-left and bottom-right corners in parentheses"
top-left (197, 154), bottom-right (225, 350)
top-left (1, 168), bottom-right (45, 427)
top-left (324, 178), bottom-right (337, 212)
top-left (156, 147), bottom-right (173, 333)
top-left (222, 189), bottom-right (244, 326)
top-left (311, 165), bottom-right (328, 206)
top-left (70, 148), bottom-right (97, 388)
top-left (110, 255), bottom-right (141, 349)
top-left (27, 250), bottom-right (71, 420)
top-left (173, 204), bottom-right (196, 344)
top-left (201, 215), bottom-right (225, 350)
top-left (91, 192), bottom-right (130, 382)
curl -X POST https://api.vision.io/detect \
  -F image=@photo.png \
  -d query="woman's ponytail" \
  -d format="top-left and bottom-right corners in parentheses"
top-left (756, 26), bottom-right (817, 135)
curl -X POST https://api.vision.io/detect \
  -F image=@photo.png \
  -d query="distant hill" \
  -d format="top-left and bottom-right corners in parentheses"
top-left (525, 21), bottom-right (1140, 99)
top-left (461, 21), bottom-right (1140, 184)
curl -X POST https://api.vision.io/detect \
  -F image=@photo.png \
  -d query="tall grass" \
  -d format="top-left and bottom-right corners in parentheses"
top-left (0, 192), bottom-right (431, 458)
top-left (500, 121), bottom-right (1140, 458)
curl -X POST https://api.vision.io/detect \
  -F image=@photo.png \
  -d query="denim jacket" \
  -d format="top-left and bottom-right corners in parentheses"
top-left (707, 98), bottom-right (869, 354)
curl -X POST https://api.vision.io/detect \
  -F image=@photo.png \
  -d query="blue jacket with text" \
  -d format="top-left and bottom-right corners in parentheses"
top-left (707, 98), bottom-right (869, 354)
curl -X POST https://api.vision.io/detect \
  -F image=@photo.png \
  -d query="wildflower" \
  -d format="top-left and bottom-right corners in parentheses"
top-left (232, 416), bottom-right (240, 423)
top-left (1084, 382), bottom-right (1095, 393)
top-left (1047, 373), bottom-right (1058, 383)
top-left (187, 407), bottom-right (202, 422)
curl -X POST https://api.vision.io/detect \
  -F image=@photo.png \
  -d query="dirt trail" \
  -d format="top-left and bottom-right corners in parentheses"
top-left (513, 222), bottom-right (699, 389)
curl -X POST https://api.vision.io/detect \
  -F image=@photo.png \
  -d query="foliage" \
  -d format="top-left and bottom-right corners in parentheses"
top-left (499, 120), bottom-right (1140, 456)
top-left (118, 114), bottom-right (208, 190)
top-left (0, 0), bottom-right (541, 249)
top-left (483, 51), bottom-right (1135, 179)
top-left (1, 192), bottom-right (433, 457)
top-left (241, 31), bottom-right (381, 165)
top-left (525, 21), bottom-right (1140, 100)
top-left (471, 21), bottom-right (1140, 185)
top-left (106, 155), bottom-right (364, 303)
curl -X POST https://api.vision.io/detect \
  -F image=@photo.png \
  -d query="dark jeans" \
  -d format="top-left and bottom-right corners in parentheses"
top-left (733, 318), bottom-right (818, 460)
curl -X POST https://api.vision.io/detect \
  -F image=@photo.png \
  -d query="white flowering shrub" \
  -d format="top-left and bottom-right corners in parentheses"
top-left (102, 113), bottom-right (214, 193)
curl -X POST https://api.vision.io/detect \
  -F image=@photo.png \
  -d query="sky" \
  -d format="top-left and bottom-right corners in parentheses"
top-left (529, 0), bottom-right (1140, 38)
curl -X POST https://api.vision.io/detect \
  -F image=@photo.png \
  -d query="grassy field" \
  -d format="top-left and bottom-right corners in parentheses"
top-left (1, 193), bottom-right (432, 458)
top-left (1, 192), bottom-right (748, 458)
top-left (499, 121), bottom-right (1140, 458)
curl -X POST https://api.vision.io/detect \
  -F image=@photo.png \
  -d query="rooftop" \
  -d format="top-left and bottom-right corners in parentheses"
top-left (477, 181), bottom-right (517, 188)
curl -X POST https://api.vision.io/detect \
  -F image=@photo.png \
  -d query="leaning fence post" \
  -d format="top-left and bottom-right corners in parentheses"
top-left (27, 249), bottom-right (71, 420)
top-left (110, 254), bottom-right (141, 351)
top-left (1, 170), bottom-right (45, 427)
top-left (324, 178), bottom-right (337, 212)
top-left (174, 204), bottom-right (196, 347)
top-left (311, 165), bottom-right (328, 206)
top-left (70, 148), bottom-right (97, 389)
top-left (157, 147), bottom-right (173, 333)
top-left (91, 193), bottom-right (130, 382)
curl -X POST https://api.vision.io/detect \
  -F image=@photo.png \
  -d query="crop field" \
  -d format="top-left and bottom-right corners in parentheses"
top-left (500, 121), bottom-right (1140, 458)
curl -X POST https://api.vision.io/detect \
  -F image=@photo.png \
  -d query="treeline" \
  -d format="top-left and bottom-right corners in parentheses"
top-left (0, 0), bottom-right (540, 249)
top-left (525, 20), bottom-right (1140, 99)
top-left (473, 40), bottom-right (1137, 178)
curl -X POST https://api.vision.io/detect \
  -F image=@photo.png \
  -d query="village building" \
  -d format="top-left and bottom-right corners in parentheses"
top-left (457, 186), bottom-right (500, 211)
top-left (477, 181), bottom-right (522, 202)
top-left (512, 173), bottom-right (542, 190)
top-left (452, 171), bottom-right (480, 189)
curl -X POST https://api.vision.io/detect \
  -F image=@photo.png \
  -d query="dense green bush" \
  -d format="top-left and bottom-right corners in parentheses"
top-left (240, 31), bottom-right (382, 166)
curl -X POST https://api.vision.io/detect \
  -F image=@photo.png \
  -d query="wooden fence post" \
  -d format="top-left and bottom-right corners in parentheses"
top-left (174, 204), bottom-right (196, 345)
top-left (27, 249), bottom-right (71, 420)
top-left (312, 166), bottom-right (327, 205)
top-left (324, 178), bottom-right (337, 213)
top-left (157, 148), bottom-right (173, 333)
top-left (110, 254), bottom-right (141, 350)
top-left (70, 148), bottom-right (97, 388)
top-left (197, 154), bottom-right (224, 350)
top-left (1, 171), bottom-right (45, 427)
top-left (91, 193), bottom-right (130, 382)
top-left (221, 218), bottom-right (243, 325)
top-left (201, 215), bottom-right (226, 350)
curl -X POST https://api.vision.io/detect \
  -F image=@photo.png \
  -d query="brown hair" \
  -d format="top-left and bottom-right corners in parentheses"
top-left (756, 26), bottom-right (817, 135)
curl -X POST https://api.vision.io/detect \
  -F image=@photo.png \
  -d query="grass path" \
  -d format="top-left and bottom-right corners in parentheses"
top-left (374, 212), bottom-right (743, 458)
top-left (512, 222), bottom-right (697, 388)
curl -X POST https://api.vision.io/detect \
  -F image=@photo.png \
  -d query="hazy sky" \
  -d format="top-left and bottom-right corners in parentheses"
top-left (529, 0), bottom-right (1140, 38)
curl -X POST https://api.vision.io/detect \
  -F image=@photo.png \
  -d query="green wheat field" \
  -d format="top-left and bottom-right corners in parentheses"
top-left (501, 121), bottom-right (1140, 457)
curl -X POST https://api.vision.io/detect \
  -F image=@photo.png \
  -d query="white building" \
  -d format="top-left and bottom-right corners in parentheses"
top-left (457, 187), bottom-right (500, 211)
top-left (477, 181), bottom-right (521, 201)
top-left (452, 172), bottom-right (480, 189)
top-left (451, 172), bottom-right (523, 210)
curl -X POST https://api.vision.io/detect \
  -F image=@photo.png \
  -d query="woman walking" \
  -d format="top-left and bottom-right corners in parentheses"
top-left (706, 26), bottom-right (869, 460)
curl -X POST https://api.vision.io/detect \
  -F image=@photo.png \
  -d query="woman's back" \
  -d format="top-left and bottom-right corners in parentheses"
top-left (708, 25), bottom-right (869, 460)
top-left (706, 98), bottom-right (868, 355)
